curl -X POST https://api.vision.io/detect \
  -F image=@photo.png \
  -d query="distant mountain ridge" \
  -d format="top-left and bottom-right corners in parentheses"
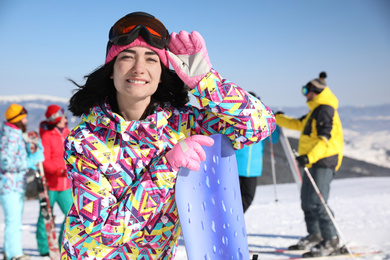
top-left (2, 94), bottom-right (389, 132)
top-left (1, 95), bottom-right (389, 170)
top-left (272, 104), bottom-right (390, 133)
top-left (0, 94), bottom-right (69, 103)
top-left (271, 104), bottom-right (390, 169)
top-left (0, 94), bottom-right (78, 130)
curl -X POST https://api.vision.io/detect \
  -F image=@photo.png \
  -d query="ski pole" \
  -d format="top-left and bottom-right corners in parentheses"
top-left (303, 166), bottom-right (354, 258)
top-left (279, 128), bottom-right (302, 190)
top-left (269, 135), bottom-right (278, 203)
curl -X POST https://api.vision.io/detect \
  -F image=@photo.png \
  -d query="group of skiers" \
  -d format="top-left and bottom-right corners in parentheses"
top-left (0, 11), bottom-right (344, 260)
top-left (0, 104), bottom-right (72, 260)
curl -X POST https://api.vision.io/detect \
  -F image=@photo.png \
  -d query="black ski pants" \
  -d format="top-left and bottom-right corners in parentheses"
top-left (239, 176), bottom-right (258, 213)
top-left (301, 166), bottom-right (337, 239)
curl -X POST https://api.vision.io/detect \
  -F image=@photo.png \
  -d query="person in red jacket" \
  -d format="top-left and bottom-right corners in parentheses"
top-left (36, 104), bottom-right (73, 257)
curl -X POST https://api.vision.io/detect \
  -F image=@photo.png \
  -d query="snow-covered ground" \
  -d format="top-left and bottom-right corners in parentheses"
top-left (0, 177), bottom-right (389, 259)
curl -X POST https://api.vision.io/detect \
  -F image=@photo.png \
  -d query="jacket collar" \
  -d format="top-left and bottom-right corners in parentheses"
top-left (4, 122), bottom-right (20, 130)
top-left (307, 87), bottom-right (339, 111)
top-left (82, 102), bottom-right (171, 141)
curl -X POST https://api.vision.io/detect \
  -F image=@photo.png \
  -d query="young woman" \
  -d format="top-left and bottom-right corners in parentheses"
top-left (61, 12), bottom-right (275, 260)
top-left (36, 105), bottom-right (73, 256)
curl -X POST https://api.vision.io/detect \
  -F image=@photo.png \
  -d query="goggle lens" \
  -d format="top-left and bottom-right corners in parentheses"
top-left (302, 86), bottom-right (309, 96)
top-left (108, 12), bottom-right (169, 49)
top-left (47, 109), bottom-right (65, 123)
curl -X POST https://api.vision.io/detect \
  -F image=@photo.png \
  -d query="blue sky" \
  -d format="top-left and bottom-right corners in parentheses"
top-left (0, 0), bottom-right (389, 107)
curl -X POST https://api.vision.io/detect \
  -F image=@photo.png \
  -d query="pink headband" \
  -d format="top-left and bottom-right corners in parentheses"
top-left (105, 36), bottom-right (169, 67)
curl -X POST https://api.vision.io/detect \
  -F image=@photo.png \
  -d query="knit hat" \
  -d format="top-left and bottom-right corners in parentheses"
top-left (5, 103), bottom-right (27, 123)
top-left (45, 104), bottom-right (65, 125)
top-left (105, 36), bottom-right (169, 67)
top-left (307, 79), bottom-right (326, 94)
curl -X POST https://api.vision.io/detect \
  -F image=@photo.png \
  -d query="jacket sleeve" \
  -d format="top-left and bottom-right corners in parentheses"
top-left (275, 113), bottom-right (305, 131)
top-left (189, 69), bottom-right (276, 149)
top-left (65, 135), bottom-right (177, 247)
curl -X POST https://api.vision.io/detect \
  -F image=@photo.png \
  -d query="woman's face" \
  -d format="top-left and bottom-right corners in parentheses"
top-left (112, 46), bottom-right (162, 103)
top-left (56, 116), bottom-right (68, 129)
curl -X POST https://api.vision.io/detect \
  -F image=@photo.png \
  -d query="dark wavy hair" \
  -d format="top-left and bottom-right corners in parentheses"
top-left (68, 58), bottom-right (189, 119)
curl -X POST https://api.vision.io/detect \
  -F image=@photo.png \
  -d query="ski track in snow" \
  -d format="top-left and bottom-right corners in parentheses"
top-left (0, 177), bottom-right (389, 259)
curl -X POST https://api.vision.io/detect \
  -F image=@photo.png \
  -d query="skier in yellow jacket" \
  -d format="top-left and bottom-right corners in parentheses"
top-left (275, 72), bottom-right (344, 257)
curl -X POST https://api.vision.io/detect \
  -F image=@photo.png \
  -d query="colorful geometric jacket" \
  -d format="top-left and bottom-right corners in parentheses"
top-left (61, 69), bottom-right (276, 260)
top-left (0, 122), bottom-right (44, 194)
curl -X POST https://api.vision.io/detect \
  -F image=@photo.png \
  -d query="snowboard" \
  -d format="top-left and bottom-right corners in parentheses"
top-left (278, 127), bottom-right (302, 190)
top-left (175, 134), bottom-right (251, 260)
top-left (27, 131), bottom-right (61, 260)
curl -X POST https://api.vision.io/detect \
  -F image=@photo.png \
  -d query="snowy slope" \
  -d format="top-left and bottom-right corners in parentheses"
top-left (0, 177), bottom-right (389, 259)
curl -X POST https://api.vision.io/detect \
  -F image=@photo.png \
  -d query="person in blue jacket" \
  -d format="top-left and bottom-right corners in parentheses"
top-left (0, 104), bottom-right (44, 260)
top-left (236, 92), bottom-right (280, 213)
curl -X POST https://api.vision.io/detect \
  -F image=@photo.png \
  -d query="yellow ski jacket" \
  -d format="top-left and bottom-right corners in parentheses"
top-left (275, 87), bottom-right (343, 171)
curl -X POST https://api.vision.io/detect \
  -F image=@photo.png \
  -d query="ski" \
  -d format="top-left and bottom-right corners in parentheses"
top-left (27, 131), bottom-right (61, 260)
top-left (249, 245), bottom-right (367, 255)
top-left (250, 247), bottom-right (381, 260)
top-left (250, 248), bottom-right (308, 254)
top-left (36, 164), bottom-right (61, 260)
top-left (265, 251), bottom-right (381, 260)
top-left (279, 127), bottom-right (302, 190)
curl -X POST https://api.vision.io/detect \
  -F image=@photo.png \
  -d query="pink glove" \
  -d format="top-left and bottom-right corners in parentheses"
top-left (165, 135), bottom-right (214, 171)
top-left (167, 31), bottom-right (212, 89)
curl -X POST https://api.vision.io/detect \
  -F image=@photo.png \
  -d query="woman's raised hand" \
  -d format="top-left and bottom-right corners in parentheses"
top-left (167, 31), bottom-right (212, 89)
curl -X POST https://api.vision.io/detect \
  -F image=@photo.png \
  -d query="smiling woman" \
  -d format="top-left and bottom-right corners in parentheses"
top-left (62, 11), bottom-right (275, 260)
top-left (112, 47), bottom-right (162, 121)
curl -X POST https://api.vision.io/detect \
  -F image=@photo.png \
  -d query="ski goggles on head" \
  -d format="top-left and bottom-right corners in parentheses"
top-left (47, 108), bottom-right (66, 123)
top-left (107, 12), bottom-right (170, 51)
